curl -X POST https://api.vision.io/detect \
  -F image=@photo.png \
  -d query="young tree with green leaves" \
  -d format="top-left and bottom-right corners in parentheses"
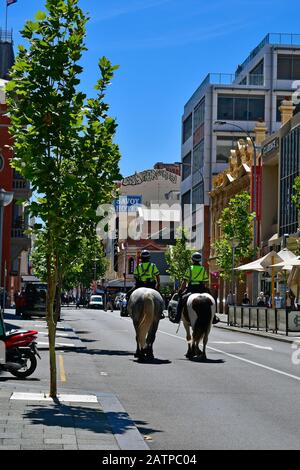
top-left (7, 0), bottom-right (120, 397)
top-left (165, 229), bottom-right (193, 287)
top-left (214, 192), bottom-right (254, 280)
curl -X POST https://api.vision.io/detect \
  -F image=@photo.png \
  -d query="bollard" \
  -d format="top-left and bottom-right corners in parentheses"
top-left (265, 308), bottom-right (268, 332)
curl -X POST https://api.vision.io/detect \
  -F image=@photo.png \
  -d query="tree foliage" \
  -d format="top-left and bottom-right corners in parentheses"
top-left (214, 192), bottom-right (254, 279)
top-left (292, 176), bottom-right (300, 254)
top-left (165, 229), bottom-right (192, 284)
top-left (6, 0), bottom-right (120, 397)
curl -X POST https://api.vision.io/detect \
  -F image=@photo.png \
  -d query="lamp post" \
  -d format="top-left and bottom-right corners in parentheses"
top-left (215, 121), bottom-right (258, 302)
top-left (0, 189), bottom-right (14, 315)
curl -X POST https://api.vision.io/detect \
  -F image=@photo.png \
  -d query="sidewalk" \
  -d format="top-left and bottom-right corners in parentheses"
top-left (0, 311), bottom-right (148, 450)
top-left (216, 314), bottom-right (300, 344)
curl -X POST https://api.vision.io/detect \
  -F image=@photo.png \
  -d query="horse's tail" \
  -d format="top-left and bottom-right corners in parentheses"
top-left (192, 297), bottom-right (213, 343)
top-left (138, 292), bottom-right (155, 350)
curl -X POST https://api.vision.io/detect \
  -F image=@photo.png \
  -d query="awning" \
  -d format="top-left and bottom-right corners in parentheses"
top-left (288, 266), bottom-right (300, 298)
top-left (106, 279), bottom-right (135, 288)
top-left (235, 250), bottom-right (283, 272)
top-left (269, 250), bottom-right (299, 270)
top-left (21, 275), bottom-right (42, 283)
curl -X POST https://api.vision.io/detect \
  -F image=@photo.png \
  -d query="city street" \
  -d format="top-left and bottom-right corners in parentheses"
top-left (18, 307), bottom-right (299, 451)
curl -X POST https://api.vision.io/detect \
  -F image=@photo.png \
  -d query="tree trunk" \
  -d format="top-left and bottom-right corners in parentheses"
top-left (47, 253), bottom-right (58, 398)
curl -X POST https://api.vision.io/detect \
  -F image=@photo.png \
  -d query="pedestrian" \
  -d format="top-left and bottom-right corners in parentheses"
top-left (105, 293), bottom-right (114, 312)
top-left (241, 292), bottom-right (250, 306)
top-left (285, 289), bottom-right (295, 313)
top-left (274, 291), bottom-right (284, 309)
top-left (257, 291), bottom-right (266, 307)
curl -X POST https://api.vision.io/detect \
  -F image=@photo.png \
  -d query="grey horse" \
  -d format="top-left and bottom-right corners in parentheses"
top-left (127, 287), bottom-right (164, 361)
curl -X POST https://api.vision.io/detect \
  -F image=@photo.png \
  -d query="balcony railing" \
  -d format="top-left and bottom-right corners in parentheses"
top-left (248, 74), bottom-right (264, 86)
top-left (13, 179), bottom-right (30, 190)
top-left (11, 227), bottom-right (28, 238)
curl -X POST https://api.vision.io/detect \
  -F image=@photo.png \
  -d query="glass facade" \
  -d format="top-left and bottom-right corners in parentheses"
top-left (217, 95), bottom-right (265, 121)
top-left (194, 99), bottom-right (205, 130)
top-left (192, 183), bottom-right (204, 212)
top-left (182, 152), bottom-right (191, 180)
top-left (216, 135), bottom-right (244, 163)
top-left (193, 141), bottom-right (204, 173)
top-left (280, 126), bottom-right (300, 236)
top-left (277, 55), bottom-right (300, 80)
top-left (182, 113), bottom-right (192, 143)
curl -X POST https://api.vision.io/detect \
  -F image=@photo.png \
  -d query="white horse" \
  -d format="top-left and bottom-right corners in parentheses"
top-left (182, 292), bottom-right (216, 360)
top-left (127, 287), bottom-right (164, 361)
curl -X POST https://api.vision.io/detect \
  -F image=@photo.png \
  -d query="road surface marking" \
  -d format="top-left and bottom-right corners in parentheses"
top-left (37, 341), bottom-right (76, 347)
top-left (211, 341), bottom-right (273, 350)
top-left (59, 354), bottom-right (66, 383)
top-left (158, 330), bottom-right (300, 383)
top-left (11, 392), bottom-right (97, 402)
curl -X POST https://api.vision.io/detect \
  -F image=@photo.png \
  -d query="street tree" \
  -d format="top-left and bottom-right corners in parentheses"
top-left (165, 229), bottom-right (192, 287)
top-left (6, 0), bottom-right (120, 397)
top-left (214, 192), bottom-right (254, 280)
top-left (292, 176), bottom-right (300, 254)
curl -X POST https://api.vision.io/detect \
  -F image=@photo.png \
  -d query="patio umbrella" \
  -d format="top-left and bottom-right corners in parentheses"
top-left (235, 250), bottom-right (283, 271)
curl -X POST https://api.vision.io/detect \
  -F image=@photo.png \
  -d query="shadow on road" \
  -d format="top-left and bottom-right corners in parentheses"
top-left (134, 358), bottom-right (172, 365)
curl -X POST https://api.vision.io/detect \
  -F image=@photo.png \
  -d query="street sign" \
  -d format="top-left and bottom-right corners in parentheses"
top-left (114, 195), bottom-right (142, 212)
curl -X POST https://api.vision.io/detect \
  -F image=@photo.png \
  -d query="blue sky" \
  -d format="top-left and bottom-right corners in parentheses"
top-left (6, 0), bottom-right (300, 176)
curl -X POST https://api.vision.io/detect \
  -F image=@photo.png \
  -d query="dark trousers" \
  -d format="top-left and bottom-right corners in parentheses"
top-left (175, 284), bottom-right (207, 322)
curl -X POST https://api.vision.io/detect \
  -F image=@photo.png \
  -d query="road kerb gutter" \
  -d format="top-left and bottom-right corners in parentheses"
top-left (97, 393), bottom-right (149, 451)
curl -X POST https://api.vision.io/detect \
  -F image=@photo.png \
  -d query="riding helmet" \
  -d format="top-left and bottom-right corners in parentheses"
top-left (192, 252), bottom-right (202, 263)
top-left (141, 250), bottom-right (151, 261)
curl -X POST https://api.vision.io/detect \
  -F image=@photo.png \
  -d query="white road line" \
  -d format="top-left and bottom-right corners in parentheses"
top-left (211, 341), bottom-right (273, 351)
top-left (37, 341), bottom-right (76, 347)
top-left (158, 330), bottom-right (300, 383)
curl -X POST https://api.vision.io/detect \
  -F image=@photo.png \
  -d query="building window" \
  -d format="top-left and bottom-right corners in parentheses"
top-left (128, 257), bottom-right (135, 274)
top-left (216, 135), bottom-right (243, 163)
top-left (182, 152), bottom-right (191, 180)
top-left (194, 99), bottom-right (205, 130)
top-left (276, 96), bottom-right (300, 122)
top-left (182, 190), bottom-right (191, 221)
top-left (193, 141), bottom-right (204, 173)
top-left (279, 126), bottom-right (300, 236)
top-left (217, 95), bottom-right (265, 121)
top-left (182, 113), bottom-right (192, 143)
top-left (249, 60), bottom-right (264, 85)
top-left (277, 55), bottom-right (300, 80)
top-left (192, 183), bottom-right (204, 212)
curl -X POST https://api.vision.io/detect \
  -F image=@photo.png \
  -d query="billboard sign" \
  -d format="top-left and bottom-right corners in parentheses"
top-left (114, 195), bottom-right (142, 213)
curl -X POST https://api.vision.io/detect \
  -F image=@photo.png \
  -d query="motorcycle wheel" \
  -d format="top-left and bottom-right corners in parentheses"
top-left (10, 351), bottom-right (37, 379)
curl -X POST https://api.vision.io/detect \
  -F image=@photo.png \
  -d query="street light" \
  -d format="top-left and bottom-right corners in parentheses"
top-left (215, 121), bottom-right (258, 302)
top-left (0, 189), bottom-right (14, 314)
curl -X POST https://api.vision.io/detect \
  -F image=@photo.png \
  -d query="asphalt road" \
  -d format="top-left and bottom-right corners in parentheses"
top-left (22, 308), bottom-right (300, 450)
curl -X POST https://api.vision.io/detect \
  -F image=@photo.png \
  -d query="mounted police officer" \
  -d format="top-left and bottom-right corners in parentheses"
top-left (133, 250), bottom-right (160, 290)
top-left (173, 252), bottom-right (220, 324)
top-left (125, 251), bottom-right (162, 316)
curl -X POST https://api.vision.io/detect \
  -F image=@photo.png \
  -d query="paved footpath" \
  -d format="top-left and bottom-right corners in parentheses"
top-left (0, 310), bottom-right (148, 450)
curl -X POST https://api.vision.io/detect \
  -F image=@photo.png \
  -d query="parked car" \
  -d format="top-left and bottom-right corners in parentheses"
top-left (15, 283), bottom-right (47, 319)
top-left (88, 295), bottom-right (104, 309)
top-left (168, 293), bottom-right (179, 323)
top-left (120, 297), bottom-right (128, 317)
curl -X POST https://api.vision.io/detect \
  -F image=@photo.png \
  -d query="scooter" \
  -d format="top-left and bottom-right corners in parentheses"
top-left (0, 328), bottom-right (41, 378)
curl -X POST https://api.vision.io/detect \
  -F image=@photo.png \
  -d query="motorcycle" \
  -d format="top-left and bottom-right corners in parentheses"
top-left (0, 328), bottom-right (40, 378)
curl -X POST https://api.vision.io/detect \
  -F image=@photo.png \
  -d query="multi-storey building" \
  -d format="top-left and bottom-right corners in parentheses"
top-left (105, 163), bottom-right (181, 290)
top-left (0, 30), bottom-right (31, 304)
top-left (181, 33), bottom-right (300, 267)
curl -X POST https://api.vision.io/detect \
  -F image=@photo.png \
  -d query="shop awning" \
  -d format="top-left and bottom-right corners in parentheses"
top-left (235, 250), bottom-right (283, 272)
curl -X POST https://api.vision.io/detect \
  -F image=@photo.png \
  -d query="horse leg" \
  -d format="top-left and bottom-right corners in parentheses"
top-left (183, 319), bottom-right (193, 359)
top-left (202, 333), bottom-right (208, 360)
top-left (134, 335), bottom-right (142, 358)
top-left (145, 320), bottom-right (159, 359)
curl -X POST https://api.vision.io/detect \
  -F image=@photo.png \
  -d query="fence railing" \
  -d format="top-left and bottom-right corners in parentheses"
top-left (228, 306), bottom-right (300, 336)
